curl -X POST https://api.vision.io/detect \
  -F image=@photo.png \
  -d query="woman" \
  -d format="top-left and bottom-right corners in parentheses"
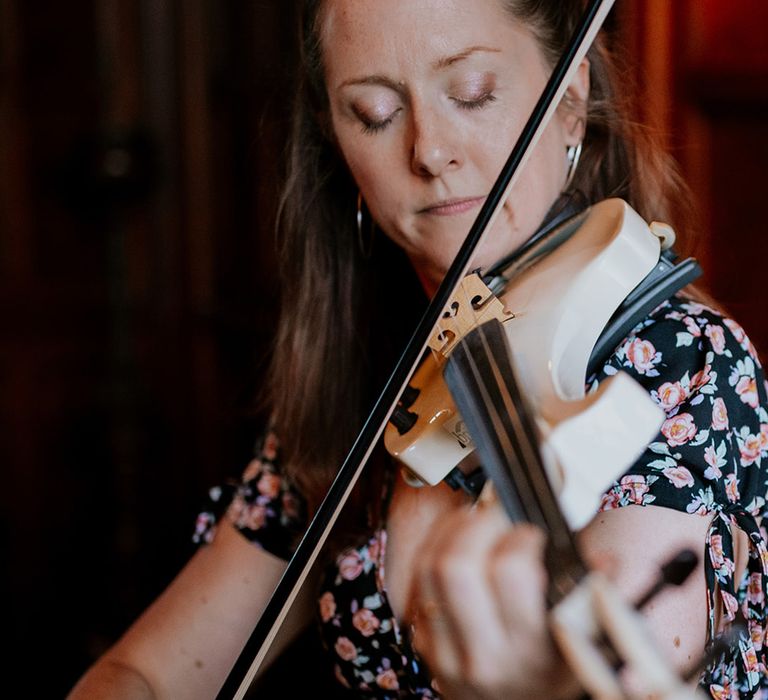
top-left (70, 1), bottom-right (768, 698)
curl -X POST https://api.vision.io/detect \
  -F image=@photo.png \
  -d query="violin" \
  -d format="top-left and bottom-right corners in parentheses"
top-left (216, 1), bottom-right (711, 697)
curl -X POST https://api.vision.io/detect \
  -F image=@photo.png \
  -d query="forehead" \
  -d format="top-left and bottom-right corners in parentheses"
top-left (319, 0), bottom-right (534, 83)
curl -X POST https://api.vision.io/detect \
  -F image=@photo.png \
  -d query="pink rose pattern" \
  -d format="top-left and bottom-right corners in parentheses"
top-left (316, 529), bottom-right (438, 696)
top-left (193, 298), bottom-right (768, 698)
top-left (593, 298), bottom-right (768, 696)
top-left (192, 431), bottom-right (306, 560)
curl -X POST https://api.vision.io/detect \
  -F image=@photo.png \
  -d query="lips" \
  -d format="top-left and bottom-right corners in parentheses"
top-left (419, 196), bottom-right (486, 216)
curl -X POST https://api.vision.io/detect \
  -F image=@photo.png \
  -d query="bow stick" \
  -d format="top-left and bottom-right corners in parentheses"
top-left (217, 1), bottom-right (616, 696)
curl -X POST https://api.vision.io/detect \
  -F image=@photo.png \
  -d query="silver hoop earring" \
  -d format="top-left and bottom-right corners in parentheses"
top-left (356, 191), bottom-right (374, 259)
top-left (564, 142), bottom-right (582, 190)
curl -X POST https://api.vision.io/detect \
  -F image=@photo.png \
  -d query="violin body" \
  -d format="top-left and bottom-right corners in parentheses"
top-left (385, 198), bottom-right (668, 528)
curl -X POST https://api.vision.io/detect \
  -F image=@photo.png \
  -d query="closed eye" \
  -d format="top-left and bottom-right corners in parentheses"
top-left (356, 107), bottom-right (402, 135)
top-left (361, 116), bottom-right (394, 134)
top-left (451, 93), bottom-right (497, 110)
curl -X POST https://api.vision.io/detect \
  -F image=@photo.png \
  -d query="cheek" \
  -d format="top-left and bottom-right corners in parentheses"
top-left (471, 125), bottom-right (519, 182)
top-left (468, 105), bottom-right (561, 200)
top-left (356, 171), bottom-right (404, 233)
top-left (338, 146), bottom-right (408, 232)
top-left (512, 127), bottom-right (567, 207)
top-left (332, 121), bottom-right (394, 198)
top-left (492, 126), bottom-right (568, 250)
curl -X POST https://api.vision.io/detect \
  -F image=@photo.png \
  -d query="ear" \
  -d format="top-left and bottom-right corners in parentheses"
top-left (561, 57), bottom-right (590, 146)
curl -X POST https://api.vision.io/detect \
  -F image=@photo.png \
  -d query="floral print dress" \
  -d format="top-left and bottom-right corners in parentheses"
top-left (196, 296), bottom-right (768, 699)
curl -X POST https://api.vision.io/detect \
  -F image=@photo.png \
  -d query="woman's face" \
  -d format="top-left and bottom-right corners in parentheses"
top-left (321, 0), bottom-right (588, 294)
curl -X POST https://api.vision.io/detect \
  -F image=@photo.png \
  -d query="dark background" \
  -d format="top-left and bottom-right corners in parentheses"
top-left (0, 1), bottom-right (766, 697)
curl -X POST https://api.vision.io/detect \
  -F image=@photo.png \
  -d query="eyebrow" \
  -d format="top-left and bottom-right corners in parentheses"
top-left (432, 45), bottom-right (501, 70)
top-left (338, 46), bottom-right (501, 90)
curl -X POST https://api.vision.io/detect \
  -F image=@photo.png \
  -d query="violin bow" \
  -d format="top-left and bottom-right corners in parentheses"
top-left (217, 1), bottom-right (616, 696)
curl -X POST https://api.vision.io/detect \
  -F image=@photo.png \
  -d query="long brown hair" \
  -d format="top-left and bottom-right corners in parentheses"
top-left (265, 0), bottom-right (694, 524)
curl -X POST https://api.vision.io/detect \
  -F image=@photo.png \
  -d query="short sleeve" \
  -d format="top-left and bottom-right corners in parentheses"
top-left (592, 297), bottom-right (768, 518)
top-left (590, 296), bottom-right (768, 695)
top-left (193, 430), bottom-right (307, 561)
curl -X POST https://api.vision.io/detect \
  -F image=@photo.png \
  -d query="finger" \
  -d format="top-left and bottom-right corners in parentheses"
top-left (410, 569), bottom-right (462, 677)
top-left (410, 506), bottom-right (476, 674)
top-left (416, 505), bottom-right (521, 683)
top-left (488, 523), bottom-right (547, 635)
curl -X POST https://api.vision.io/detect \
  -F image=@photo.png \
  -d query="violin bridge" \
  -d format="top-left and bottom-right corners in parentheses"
top-left (427, 273), bottom-right (513, 358)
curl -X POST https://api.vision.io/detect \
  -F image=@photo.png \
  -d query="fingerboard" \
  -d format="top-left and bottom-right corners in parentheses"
top-left (443, 318), bottom-right (587, 605)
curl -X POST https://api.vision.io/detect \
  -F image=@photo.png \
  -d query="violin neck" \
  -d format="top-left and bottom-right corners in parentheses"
top-left (443, 318), bottom-right (586, 605)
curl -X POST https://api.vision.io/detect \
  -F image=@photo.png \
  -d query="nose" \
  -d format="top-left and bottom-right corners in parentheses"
top-left (410, 110), bottom-right (460, 178)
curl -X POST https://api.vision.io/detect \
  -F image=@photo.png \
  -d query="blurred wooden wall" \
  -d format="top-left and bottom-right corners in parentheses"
top-left (0, 2), bottom-right (766, 697)
top-left (0, 1), bottom-right (296, 694)
top-left (623, 0), bottom-right (768, 351)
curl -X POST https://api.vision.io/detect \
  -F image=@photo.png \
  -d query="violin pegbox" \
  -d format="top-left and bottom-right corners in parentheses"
top-left (427, 273), bottom-right (513, 358)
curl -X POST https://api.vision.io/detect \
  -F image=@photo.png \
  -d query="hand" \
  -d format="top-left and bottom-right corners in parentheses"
top-left (408, 502), bottom-right (580, 700)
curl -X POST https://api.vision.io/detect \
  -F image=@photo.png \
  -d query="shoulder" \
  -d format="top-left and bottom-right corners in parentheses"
top-left (601, 295), bottom-right (765, 401)
top-left (595, 295), bottom-right (768, 518)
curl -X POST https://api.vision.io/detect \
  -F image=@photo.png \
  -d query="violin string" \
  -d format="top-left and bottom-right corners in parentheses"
top-left (457, 290), bottom-right (535, 510)
top-left (450, 278), bottom-right (585, 595)
top-left (468, 323), bottom-right (566, 531)
top-left (447, 278), bottom-right (529, 495)
top-left (450, 277), bottom-right (538, 513)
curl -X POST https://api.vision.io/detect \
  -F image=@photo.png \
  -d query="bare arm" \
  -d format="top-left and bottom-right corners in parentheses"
top-left (577, 504), bottom-right (709, 674)
top-left (69, 520), bottom-right (313, 700)
top-left (409, 503), bottom-right (711, 700)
